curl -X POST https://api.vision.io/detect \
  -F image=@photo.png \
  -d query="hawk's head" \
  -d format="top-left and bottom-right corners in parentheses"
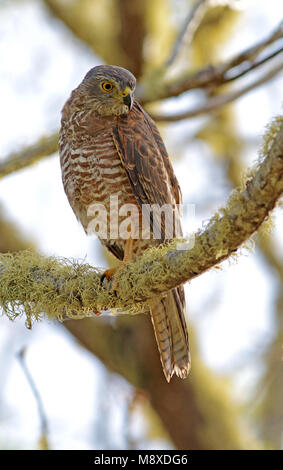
top-left (79, 65), bottom-right (136, 116)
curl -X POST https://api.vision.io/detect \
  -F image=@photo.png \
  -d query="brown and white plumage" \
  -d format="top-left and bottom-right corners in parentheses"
top-left (59, 65), bottom-right (190, 381)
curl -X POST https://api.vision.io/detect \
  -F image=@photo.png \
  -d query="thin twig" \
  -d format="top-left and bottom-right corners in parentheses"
top-left (165, 0), bottom-right (210, 68)
top-left (151, 61), bottom-right (283, 122)
top-left (222, 20), bottom-right (283, 76)
top-left (17, 348), bottom-right (49, 448)
top-left (223, 46), bottom-right (283, 83)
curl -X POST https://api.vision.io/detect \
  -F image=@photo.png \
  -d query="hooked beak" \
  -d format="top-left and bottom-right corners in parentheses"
top-left (120, 86), bottom-right (133, 110)
top-left (123, 93), bottom-right (133, 110)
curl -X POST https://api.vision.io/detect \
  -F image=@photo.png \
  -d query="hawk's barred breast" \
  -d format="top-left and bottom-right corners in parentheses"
top-left (60, 101), bottom-right (146, 257)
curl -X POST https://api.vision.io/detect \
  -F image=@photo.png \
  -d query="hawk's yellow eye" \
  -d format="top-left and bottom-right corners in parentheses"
top-left (101, 81), bottom-right (114, 93)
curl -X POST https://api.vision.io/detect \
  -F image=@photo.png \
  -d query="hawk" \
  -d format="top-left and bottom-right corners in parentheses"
top-left (59, 65), bottom-right (190, 381)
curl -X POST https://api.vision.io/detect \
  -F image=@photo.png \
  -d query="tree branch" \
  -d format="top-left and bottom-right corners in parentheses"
top-left (0, 205), bottom-right (33, 252)
top-left (117, 0), bottom-right (147, 78)
top-left (0, 116), bottom-right (282, 322)
top-left (139, 20), bottom-right (283, 103)
top-left (0, 24), bottom-right (281, 177)
top-left (64, 314), bottom-right (259, 449)
top-left (0, 183), bottom-right (257, 451)
top-left (151, 60), bottom-right (283, 122)
top-left (164, 0), bottom-right (210, 68)
top-left (0, 133), bottom-right (58, 179)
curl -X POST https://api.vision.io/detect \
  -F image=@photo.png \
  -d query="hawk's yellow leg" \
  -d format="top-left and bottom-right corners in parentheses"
top-left (101, 237), bottom-right (134, 291)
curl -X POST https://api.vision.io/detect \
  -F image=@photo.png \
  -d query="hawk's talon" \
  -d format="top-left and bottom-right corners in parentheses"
top-left (100, 267), bottom-right (119, 292)
top-left (100, 267), bottom-right (117, 285)
top-left (92, 308), bottom-right (101, 316)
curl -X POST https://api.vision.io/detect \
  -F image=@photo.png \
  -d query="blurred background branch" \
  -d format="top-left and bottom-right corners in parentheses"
top-left (141, 18), bottom-right (283, 103)
top-left (17, 348), bottom-right (49, 449)
top-left (0, 133), bottom-right (58, 179)
top-left (151, 62), bottom-right (283, 121)
top-left (164, 0), bottom-right (210, 67)
top-left (0, 16), bottom-right (281, 176)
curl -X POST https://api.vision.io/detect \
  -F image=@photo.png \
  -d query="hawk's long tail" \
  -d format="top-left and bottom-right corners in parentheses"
top-left (150, 286), bottom-right (190, 382)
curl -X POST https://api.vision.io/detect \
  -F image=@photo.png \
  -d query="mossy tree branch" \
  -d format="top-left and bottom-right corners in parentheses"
top-left (0, 201), bottom-right (259, 450)
top-left (0, 185), bottom-right (257, 450)
top-left (0, 116), bottom-right (282, 324)
top-left (198, 107), bottom-right (283, 449)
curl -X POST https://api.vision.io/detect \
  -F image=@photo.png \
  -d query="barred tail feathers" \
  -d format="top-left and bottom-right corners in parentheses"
top-left (150, 286), bottom-right (190, 382)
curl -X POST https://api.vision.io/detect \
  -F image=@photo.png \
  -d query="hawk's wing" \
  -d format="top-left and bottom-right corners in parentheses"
top-left (112, 101), bottom-right (182, 239)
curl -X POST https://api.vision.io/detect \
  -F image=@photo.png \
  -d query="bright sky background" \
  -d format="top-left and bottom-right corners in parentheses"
top-left (0, 0), bottom-right (282, 449)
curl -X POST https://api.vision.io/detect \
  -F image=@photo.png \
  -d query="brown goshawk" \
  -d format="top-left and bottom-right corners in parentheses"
top-left (59, 65), bottom-right (190, 382)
